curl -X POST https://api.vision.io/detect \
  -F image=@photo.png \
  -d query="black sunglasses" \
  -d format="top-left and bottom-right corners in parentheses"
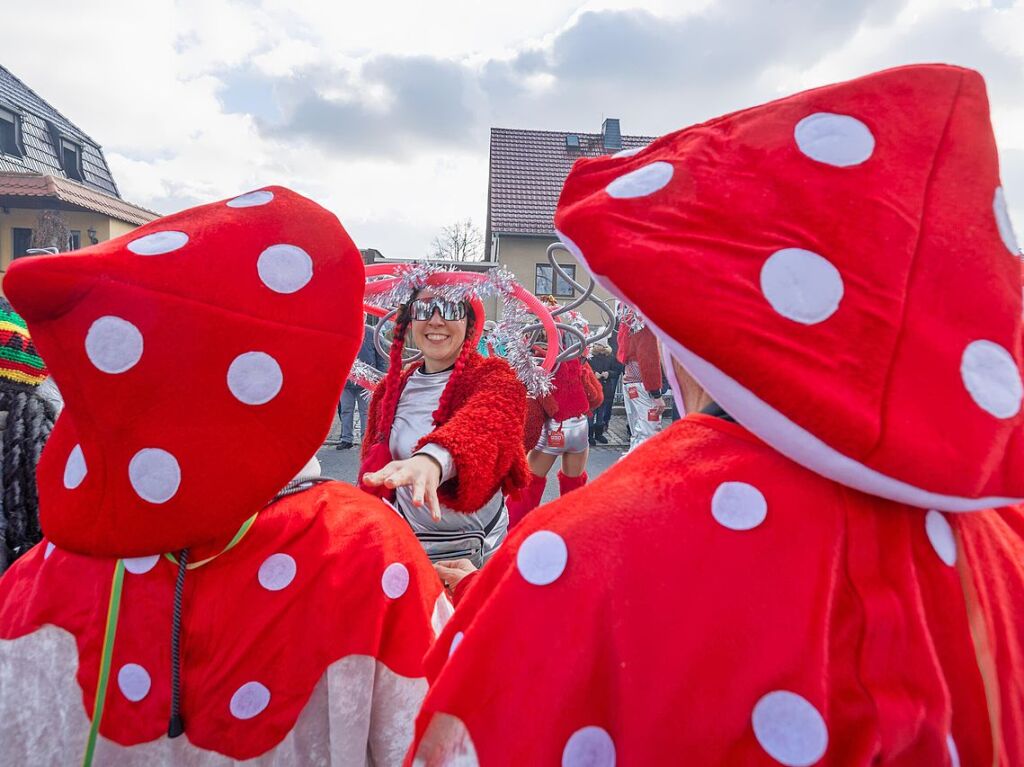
top-left (409, 298), bottom-right (467, 322)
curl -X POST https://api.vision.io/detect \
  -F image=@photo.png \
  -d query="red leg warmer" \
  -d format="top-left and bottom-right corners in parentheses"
top-left (507, 472), bottom-right (547, 528)
top-left (557, 471), bottom-right (588, 496)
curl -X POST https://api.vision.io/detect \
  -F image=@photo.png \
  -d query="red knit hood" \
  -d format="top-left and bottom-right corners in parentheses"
top-left (4, 187), bottom-right (365, 556)
top-left (555, 64), bottom-right (1023, 511)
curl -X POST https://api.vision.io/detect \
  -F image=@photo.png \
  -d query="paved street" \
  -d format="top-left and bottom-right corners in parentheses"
top-left (317, 442), bottom-right (626, 505)
top-left (318, 400), bottom-right (680, 503)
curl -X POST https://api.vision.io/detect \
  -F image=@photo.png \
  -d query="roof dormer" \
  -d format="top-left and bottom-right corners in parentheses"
top-left (58, 136), bottom-right (83, 182)
top-left (0, 105), bottom-right (23, 157)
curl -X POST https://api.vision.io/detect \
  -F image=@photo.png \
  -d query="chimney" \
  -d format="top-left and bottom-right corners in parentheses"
top-left (602, 118), bottom-right (622, 152)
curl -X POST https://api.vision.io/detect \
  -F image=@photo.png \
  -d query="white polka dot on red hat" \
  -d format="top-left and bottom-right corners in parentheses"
top-left (381, 562), bottom-right (409, 598)
top-left (258, 553), bottom-right (296, 591)
top-left (230, 681), bottom-right (271, 719)
top-left (64, 444), bottom-right (87, 489)
top-left (794, 113), bottom-right (875, 167)
top-left (85, 316), bottom-right (143, 374)
top-left (517, 530), bottom-right (568, 586)
top-left (227, 190), bottom-right (274, 208)
top-left (227, 352), bottom-right (283, 405)
top-left (128, 448), bottom-right (181, 504)
top-left (752, 690), bottom-right (828, 766)
top-left (925, 510), bottom-right (957, 566)
top-left (761, 248), bottom-right (843, 325)
top-left (123, 555), bottom-right (159, 574)
top-left (712, 481), bottom-right (767, 530)
top-left (612, 145), bottom-right (646, 158)
top-left (258, 245), bottom-right (313, 294)
top-left (605, 161), bottom-right (674, 199)
top-left (960, 340), bottom-right (1023, 419)
top-left (562, 726), bottom-right (616, 767)
top-left (994, 186), bottom-right (1020, 255)
top-left (127, 231), bottom-right (188, 256)
top-left (117, 663), bottom-right (152, 702)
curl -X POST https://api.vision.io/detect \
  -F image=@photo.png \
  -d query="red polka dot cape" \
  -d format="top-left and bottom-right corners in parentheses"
top-left (412, 419), bottom-right (1024, 765)
top-left (0, 188), bottom-right (448, 762)
top-left (409, 65), bottom-right (1024, 765)
top-left (1, 483), bottom-right (446, 762)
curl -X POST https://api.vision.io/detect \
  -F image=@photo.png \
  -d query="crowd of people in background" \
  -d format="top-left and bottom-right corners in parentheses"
top-left (335, 294), bottom-right (681, 481)
top-left (335, 321), bottom-right (388, 450)
top-left (2, 63), bottom-right (1024, 767)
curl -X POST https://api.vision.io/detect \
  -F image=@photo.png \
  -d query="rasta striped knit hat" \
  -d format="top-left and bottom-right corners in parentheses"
top-left (0, 298), bottom-right (47, 386)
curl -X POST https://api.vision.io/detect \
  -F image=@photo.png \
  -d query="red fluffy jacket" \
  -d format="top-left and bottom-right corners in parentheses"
top-left (362, 353), bottom-right (530, 512)
top-left (539, 358), bottom-right (604, 420)
top-left (617, 324), bottom-right (662, 391)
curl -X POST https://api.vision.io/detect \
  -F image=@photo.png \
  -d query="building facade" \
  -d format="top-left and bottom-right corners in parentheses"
top-left (0, 64), bottom-right (156, 284)
top-left (486, 118), bottom-right (655, 327)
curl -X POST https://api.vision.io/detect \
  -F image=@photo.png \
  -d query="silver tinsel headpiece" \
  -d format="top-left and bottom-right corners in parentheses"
top-left (365, 262), bottom-right (483, 311)
top-left (363, 263), bottom-right (555, 398)
top-left (488, 267), bottom-right (553, 398)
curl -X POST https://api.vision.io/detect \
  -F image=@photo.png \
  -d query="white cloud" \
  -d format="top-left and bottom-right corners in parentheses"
top-left (251, 39), bottom-right (323, 78)
top-left (3, 0), bottom-right (1023, 255)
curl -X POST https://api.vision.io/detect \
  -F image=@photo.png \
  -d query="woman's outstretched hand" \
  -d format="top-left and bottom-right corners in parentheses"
top-left (362, 455), bottom-right (443, 521)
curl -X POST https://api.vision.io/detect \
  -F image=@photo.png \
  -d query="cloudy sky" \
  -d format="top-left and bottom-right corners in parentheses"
top-left (5, 0), bottom-right (1023, 256)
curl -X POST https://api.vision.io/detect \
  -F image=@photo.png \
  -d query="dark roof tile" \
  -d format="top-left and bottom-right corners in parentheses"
top-left (487, 127), bottom-right (656, 237)
top-left (0, 65), bottom-right (120, 197)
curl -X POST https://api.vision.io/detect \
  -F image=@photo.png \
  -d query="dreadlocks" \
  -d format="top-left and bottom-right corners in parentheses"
top-left (0, 381), bottom-right (56, 572)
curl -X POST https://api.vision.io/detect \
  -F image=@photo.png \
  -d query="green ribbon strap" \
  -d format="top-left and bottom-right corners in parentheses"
top-left (82, 559), bottom-right (126, 767)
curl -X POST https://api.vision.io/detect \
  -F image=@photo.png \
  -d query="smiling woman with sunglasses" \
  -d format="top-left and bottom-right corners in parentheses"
top-left (359, 289), bottom-right (529, 570)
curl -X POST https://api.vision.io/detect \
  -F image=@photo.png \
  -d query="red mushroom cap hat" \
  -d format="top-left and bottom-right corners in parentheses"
top-left (555, 64), bottom-right (1024, 511)
top-left (4, 186), bottom-right (365, 556)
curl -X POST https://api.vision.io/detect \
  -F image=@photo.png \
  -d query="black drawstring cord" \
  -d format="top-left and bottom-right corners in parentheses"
top-left (168, 548), bottom-right (189, 738)
top-left (162, 480), bottom-right (327, 740)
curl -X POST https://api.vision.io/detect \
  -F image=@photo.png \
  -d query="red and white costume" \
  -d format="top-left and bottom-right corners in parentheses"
top-left (409, 65), bottom-right (1024, 766)
top-left (507, 358), bottom-right (603, 528)
top-left (0, 188), bottom-right (447, 765)
top-left (617, 317), bottom-right (664, 451)
top-left (534, 358), bottom-right (603, 456)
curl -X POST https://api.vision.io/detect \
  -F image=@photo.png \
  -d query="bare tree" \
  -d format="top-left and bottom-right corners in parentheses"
top-left (429, 218), bottom-right (483, 261)
top-left (32, 209), bottom-right (70, 251)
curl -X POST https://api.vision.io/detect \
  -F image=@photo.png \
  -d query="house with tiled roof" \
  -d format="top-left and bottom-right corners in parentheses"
top-left (0, 63), bottom-right (157, 279)
top-left (486, 119), bottom-right (654, 324)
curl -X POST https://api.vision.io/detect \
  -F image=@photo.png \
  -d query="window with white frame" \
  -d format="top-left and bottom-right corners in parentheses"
top-left (535, 263), bottom-right (576, 297)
